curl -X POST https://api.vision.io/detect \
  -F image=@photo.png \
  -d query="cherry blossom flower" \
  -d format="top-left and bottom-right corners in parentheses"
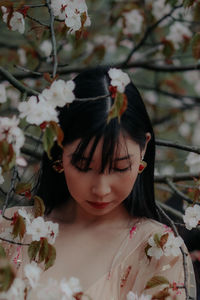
top-left (50, 0), bottom-right (68, 20)
top-left (1, 7), bottom-right (25, 34)
top-left (183, 204), bottom-right (200, 230)
top-left (127, 291), bottom-right (152, 300)
top-left (40, 40), bottom-right (52, 57)
top-left (151, 0), bottom-right (171, 24)
top-left (0, 167), bottom-right (4, 185)
top-left (0, 116), bottom-right (25, 157)
top-left (60, 277), bottom-right (83, 298)
top-left (26, 217), bottom-right (50, 241)
top-left (26, 216), bottom-right (59, 244)
top-left (41, 79), bottom-right (75, 108)
top-left (18, 95), bottom-right (59, 125)
top-left (122, 9), bottom-right (144, 35)
top-left (24, 261), bottom-right (42, 289)
top-left (0, 277), bottom-right (26, 300)
top-left (18, 208), bottom-right (33, 225)
top-left (163, 233), bottom-right (183, 256)
top-left (147, 233), bottom-right (164, 259)
top-left (108, 68), bottom-right (130, 93)
top-left (185, 152), bottom-right (200, 173)
top-left (36, 278), bottom-right (61, 299)
top-left (0, 83), bottom-right (7, 103)
top-left (94, 35), bottom-right (116, 53)
top-left (166, 22), bottom-right (192, 49)
top-left (45, 220), bottom-right (59, 244)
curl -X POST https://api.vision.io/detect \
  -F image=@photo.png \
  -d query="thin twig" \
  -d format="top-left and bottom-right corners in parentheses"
top-left (156, 139), bottom-right (200, 155)
top-left (122, 5), bottom-right (183, 66)
top-left (75, 94), bottom-right (110, 101)
top-left (14, 65), bottom-right (43, 76)
top-left (166, 178), bottom-right (193, 204)
top-left (0, 67), bottom-right (39, 96)
top-left (156, 204), bottom-right (189, 300)
top-left (26, 14), bottom-right (50, 27)
top-left (0, 236), bottom-right (29, 246)
top-left (46, 0), bottom-right (58, 78)
top-left (155, 172), bottom-right (200, 183)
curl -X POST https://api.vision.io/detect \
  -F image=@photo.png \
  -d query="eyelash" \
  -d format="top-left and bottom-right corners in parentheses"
top-left (74, 165), bottom-right (131, 173)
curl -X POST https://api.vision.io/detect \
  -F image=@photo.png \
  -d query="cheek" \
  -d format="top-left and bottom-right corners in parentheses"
top-left (114, 170), bottom-right (139, 198)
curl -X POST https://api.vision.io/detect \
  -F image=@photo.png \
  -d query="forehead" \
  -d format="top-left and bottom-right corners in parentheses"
top-left (63, 133), bottom-right (140, 158)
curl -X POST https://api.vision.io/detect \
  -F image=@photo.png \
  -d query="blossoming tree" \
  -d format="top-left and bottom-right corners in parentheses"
top-left (0, 0), bottom-right (200, 299)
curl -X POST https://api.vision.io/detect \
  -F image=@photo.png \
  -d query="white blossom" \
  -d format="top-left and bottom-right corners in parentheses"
top-left (26, 216), bottom-right (50, 241)
top-left (60, 277), bottom-right (82, 298)
top-left (0, 83), bottom-right (7, 103)
top-left (40, 40), bottom-right (52, 57)
top-left (51, 0), bottom-right (68, 20)
top-left (144, 91), bottom-right (157, 105)
top-left (192, 121), bottom-right (200, 146)
top-left (0, 278), bottom-right (26, 300)
top-left (147, 234), bottom-right (164, 259)
top-left (183, 205), bottom-right (200, 230)
top-left (178, 122), bottom-right (191, 138)
top-left (0, 167), bottom-right (4, 185)
top-left (45, 220), bottom-right (59, 244)
top-left (18, 208), bottom-right (33, 225)
top-left (185, 152), bottom-right (200, 173)
top-left (123, 9), bottom-right (143, 35)
top-left (2, 7), bottom-right (25, 34)
top-left (151, 0), bottom-right (171, 24)
top-left (26, 216), bottom-right (59, 244)
top-left (0, 116), bottom-right (25, 157)
top-left (163, 233), bottom-right (183, 256)
top-left (166, 22), bottom-right (192, 49)
top-left (184, 109), bottom-right (200, 123)
top-left (108, 68), bottom-right (130, 93)
top-left (41, 79), bottom-right (75, 108)
top-left (36, 278), bottom-right (61, 300)
top-left (24, 261), bottom-right (42, 289)
top-left (127, 291), bottom-right (152, 300)
top-left (18, 95), bottom-right (59, 125)
top-left (17, 48), bottom-right (27, 66)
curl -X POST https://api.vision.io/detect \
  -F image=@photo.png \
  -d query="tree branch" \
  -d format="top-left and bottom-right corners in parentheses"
top-left (165, 178), bottom-right (193, 204)
top-left (155, 172), bottom-right (200, 183)
top-left (0, 67), bottom-right (39, 96)
top-left (156, 139), bottom-right (200, 154)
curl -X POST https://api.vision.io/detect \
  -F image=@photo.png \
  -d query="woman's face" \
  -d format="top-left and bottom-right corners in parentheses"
top-left (62, 133), bottom-right (150, 216)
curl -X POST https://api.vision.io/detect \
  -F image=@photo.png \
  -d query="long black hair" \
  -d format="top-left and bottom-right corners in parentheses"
top-left (37, 66), bottom-right (159, 220)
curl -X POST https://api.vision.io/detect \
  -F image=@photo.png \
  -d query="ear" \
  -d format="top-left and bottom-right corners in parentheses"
top-left (141, 132), bottom-right (151, 159)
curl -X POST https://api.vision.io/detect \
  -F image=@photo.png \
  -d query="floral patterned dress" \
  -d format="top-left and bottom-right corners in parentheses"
top-left (0, 206), bottom-right (197, 300)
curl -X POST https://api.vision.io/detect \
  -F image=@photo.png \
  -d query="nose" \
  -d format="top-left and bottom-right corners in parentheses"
top-left (91, 174), bottom-right (111, 198)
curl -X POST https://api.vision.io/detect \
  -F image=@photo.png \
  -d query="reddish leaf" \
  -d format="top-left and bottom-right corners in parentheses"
top-left (38, 238), bottom-right (49, 263)
top-left (0, 140), bottom-right (16, 171)
top-left (183, 0), bottom-right (196, 8)
top-left (162, 39), bottom-right (175, 59)
top-left (12, 214), bottom-right (26, 240)
top-left (107, 92), bottom-right (128, 123)
top-left (45, 243), bottom-right (56, 270)
top-left (144, 244), bottom-right (152, 260)
top-left (15, 182), bottom-right (32, 195)
top-left (49, 121), bottom-right (64, 150)
top-left (0, 259), bottom-right (15, 292)
top-left (152, 287), bottom-right (170, 299)
top-left (33, 195), bottom-right (45, 218)
top-left (28, 241), bottom-right (40, 262)
top-left (145, 276), bottom-right (170, 290)
top-left (0, 245), bottom-right (6, 258)
top-left (160, 233), bottom-right (169, 249)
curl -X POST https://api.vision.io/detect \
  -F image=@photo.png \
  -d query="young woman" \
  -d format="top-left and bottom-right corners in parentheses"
top-left (1, 67), bottom-right (196, 299)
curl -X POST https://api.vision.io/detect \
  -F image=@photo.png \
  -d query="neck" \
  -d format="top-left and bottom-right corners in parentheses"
top-left (47, 198), bottom-right (133, 229)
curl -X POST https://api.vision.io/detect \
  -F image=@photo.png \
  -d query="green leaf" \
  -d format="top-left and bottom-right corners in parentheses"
top-left (15, 182), bottom-right (32, 195)
top-left (160, 233), bottom-right (169, 248)
top-left (42, 126), bottom-right (56, 159)
top-left (0, 259), bottom-right (15, 292)
top-left (107, 92), bottom-right (128, 123)
top-left (12, 215), bottom-right (26, 240)
top-left (33, 195), bottom-right (45, 218)
top-left (45, 244), bottom-right (56, 270)
top-left (38, 238), bottom-right (49, 263)
top-left (28, 241), bottom-right (40, 262)
top-left (0, 245), bottom-right (6, 258)
top-left (153, 233), bottom-right (161, 248)
top-left (0, 140), bottom-right (16, 172)
top-left (49, 121), bottom-right (64, 150)
top-left (145, 276), bottom-right (170, 290)
top-left (192, 32), bottom-right (200, 59)
top-left (152, 287), bottom-right (170, 299)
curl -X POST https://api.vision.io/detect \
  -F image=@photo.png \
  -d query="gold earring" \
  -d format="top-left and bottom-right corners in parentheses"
top-left (138, 159), bottom-right (147, 173)
top-left (52, 159), bottom-right (64, 173)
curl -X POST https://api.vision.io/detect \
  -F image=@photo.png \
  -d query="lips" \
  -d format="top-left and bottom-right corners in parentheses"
top-left (87, 201), bottom-right (110, 209)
